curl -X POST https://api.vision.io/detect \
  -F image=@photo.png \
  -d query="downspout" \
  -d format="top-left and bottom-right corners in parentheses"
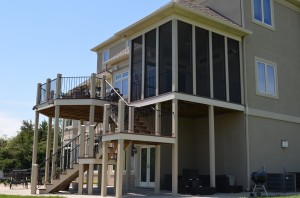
top-left (241, 0), bottom-right (251, 191)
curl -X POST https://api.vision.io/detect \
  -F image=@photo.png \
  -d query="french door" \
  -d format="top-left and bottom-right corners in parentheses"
top-left (139, 146), bottom-right (155, 187)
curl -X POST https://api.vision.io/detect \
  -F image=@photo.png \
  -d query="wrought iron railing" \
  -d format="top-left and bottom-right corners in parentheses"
top-left (37, 76), bottom-right (103, 104)
top-left (105, 80), bottom-right (173, 136)
top-left (60, 76), bottom-right (91, 99)
top-left (37, 134), bottom-right (80, 187)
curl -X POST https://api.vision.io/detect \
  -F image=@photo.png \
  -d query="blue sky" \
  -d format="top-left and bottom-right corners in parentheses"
top-left (0, 0), bottom-right (170, 137)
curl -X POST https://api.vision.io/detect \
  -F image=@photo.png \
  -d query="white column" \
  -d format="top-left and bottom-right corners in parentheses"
top-left (225, 38), bottom-right (229, 101)
top-left (116, 139), bottom-right (125, 198)
top-left (101, 142), bottom-right (108, 196)
top-left (101, 75), bottom-right (106, 100)
top-left (209, 105), bottom-right (216, 187)
top-left (32, 83), bottom-right (41, 165)
top-left (70, 134), bottom-right (75, 169)
top-left (79, 125), bottom-right (85, 158)
top-left (172, 99), bottom-right (178, 195)
top-left (90, 73), bottom-right (96, 98)
top-left (192, 25), bottom-right (196, 95)
top-left (155, 27), bottom-right (159, 96)
top-left (101, 104), bottom-right (110, 196)
top-left (117, 99), bottom-right (125, 132)
top-left (209, 31), bottom-right (214, 98)
top-left (155, 103), bottom-right (161, 136)
top-left (30, 164), bottom-right (38, 194)
top-left (141, 34), bottom-right (145, 100)
top-left (125, 143), bottom-right (132, 191)
top-left (78, 164), bottom-right (84, 194)
top-left (172, 19), bottom-right (178, 92)
top-left (45, 117), bottom-right (52, 183)
top-left (88, 162), bottom-right (93, 195)
top-left (46, 78), bottom-right (51, 101)
top-left (155, 145), bottom-right (161, 193)
top-left (51, 105), bottom-right (60, 179)
top-left (128, 106), bottom-right (134, 133)
top-left (98, 165), bottom-right (102, 190)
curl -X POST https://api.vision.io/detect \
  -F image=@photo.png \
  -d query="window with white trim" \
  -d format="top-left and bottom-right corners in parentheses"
top-left (103, 50), bottom-right (109, 62)
top-left (256, 58), bottom-right (277, 97)
top-left (252, 0), bottom-right (273, 27)
top-left (115, 71), bottom-right (128, 97)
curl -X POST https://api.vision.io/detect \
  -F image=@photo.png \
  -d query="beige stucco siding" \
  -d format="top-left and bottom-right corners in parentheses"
top-left (244, 0), bottom-right (300, 117)
top-left (248, 115), bottom-right (300, 173)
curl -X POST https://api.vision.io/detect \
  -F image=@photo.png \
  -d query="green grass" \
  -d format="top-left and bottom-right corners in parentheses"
top-left (0, 195), bottom-right (65, 198)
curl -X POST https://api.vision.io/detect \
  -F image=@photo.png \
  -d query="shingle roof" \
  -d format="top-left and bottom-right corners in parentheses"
top-left (172, 0), bottom-right (240, 27)
top-left (105, 47), bottom-right (129, 65)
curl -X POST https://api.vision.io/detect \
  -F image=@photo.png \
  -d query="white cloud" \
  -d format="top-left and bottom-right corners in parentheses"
top-left (0, 112), bottom-right (23, 138)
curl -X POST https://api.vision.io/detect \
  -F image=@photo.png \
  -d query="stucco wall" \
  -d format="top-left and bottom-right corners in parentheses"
top-left (248, 115), bottom-right (300, 173)
top-left (243, 0), bottom-right (300, 117)
top-left (160, 112), bottom-right (247, 188)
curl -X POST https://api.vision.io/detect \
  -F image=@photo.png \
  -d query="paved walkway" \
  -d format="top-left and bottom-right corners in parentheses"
top-left (0, 184), bottom-right (299, 198)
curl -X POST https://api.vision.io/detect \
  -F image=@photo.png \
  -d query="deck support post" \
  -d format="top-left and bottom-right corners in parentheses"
top-left (155, 103), bottom-right (161, 136)
top-left (78, 164), bottom-right (84, 194)
top-left (118, 99), bottom-right (125, 132)
top-left (45, 117), bottom-right (52, 184)
top-left (209, 105), bottom-right (216, 187)
top-left (172, 99), bottom-right (178, 195)
top-left (101, 104), bottom-right (110, 197)
top-left (125, 142), bottom-right (132, 191)
top-left (101, 75), bottom-right (106, 100)
top-left (51, 105), bottom-right (60, 179)
top-left (116, 139), bottom-right (125, 198)
top-left (155, 145), bottom-right (161, 193)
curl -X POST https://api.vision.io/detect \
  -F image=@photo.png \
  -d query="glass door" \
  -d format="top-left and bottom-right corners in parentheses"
top-left (140, 146), bottom-right (155, 187)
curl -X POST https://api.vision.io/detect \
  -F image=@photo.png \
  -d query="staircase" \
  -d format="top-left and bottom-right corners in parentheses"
top-left (38, 164), bottom-right (88, 194)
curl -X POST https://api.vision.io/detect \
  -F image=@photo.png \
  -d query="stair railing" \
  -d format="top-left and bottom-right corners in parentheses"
top-left (37, 134), bottom-right (80, 188)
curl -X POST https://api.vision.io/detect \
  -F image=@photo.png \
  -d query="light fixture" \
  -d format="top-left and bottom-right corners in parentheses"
top-left (281, 140), bottom-right (288, 148)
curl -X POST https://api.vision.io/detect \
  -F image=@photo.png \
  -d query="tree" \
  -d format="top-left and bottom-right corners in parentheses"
top-left (0, 120), bottom-right (51, 172)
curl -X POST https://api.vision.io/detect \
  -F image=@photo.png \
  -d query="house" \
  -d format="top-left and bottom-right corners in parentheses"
top-left (30, 0), bottom-right (300, 197)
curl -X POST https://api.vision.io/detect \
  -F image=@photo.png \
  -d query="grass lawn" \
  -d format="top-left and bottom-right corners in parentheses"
top-left (0, 195), bottom-right (65, 198)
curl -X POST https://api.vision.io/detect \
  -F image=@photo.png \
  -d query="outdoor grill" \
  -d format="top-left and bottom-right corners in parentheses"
top-left (250, 171), bottom-right (268, 197)
top-left (251, 171), bottom-right (267, 185)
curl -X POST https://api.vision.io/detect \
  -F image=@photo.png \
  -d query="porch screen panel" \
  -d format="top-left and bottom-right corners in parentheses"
top-left (145, 29), bottom-right (156, 98)
top-left (212, 33), bottom-right (226, 100)
top-left (228, 38), bottom-right (241, 104)
top-left (131, 36), bottom-right (143, 101)
top-left (196, 27), bottom-right (210, 97)
top-left (159, 21), bottom-right (172, 94)
top-left (178, 21), bottom-right (193, 94)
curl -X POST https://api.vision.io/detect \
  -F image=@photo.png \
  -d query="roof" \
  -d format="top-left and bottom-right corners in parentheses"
top-left (91, 0), bottom-right (251, 52)
top-left (173, 0), bottom-right (239, 27)
top-left (105, 47), bottom-right (130, 66)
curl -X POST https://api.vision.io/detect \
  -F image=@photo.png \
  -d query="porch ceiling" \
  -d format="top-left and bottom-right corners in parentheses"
top-left (38, 105), bottom-right (104, 122)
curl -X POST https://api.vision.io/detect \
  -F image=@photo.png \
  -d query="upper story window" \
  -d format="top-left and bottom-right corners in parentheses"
top-left (66, 119), bottom-right (72, 127)
top-left (115, 71), bottom-right (128, 97)
top-left (255, 57), bottom-right (278, 98)
top-left (103, 50), bottom-right (109, 62)
top-left (252, 0), bottom-right (274, 28)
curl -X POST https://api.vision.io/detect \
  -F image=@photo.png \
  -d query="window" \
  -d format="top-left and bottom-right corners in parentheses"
top-left (256, 57), bottom-right (277, 97)
top-left (228, 38), bottom-right (241, 104)
top-left (115, 71), bottom-right (128, 97)
top-left (159, 21), bottom-right (172, 94)
top-left (131, 36), bottom-right (143, 101)
top-left (252, 0), bottom-right (273, 27)
top-left (196, 27), bottom-right (210, 97)
top-left (178, 20), bottom-right (193, 94)
top-left (103, 50), bottom-right (109, 62)
top-left (145, 29), bottom-right (156, 98)
top-left (212, 33), bottom-right (226, 101)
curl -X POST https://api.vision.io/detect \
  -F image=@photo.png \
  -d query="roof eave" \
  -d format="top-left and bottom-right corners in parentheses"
top-left (91, 2), bottom-right (252, 52)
